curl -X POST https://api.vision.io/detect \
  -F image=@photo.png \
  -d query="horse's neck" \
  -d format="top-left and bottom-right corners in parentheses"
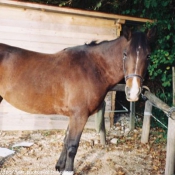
top-left (103, 36), bottom-right (126, 57)
top-left (94, 36), bottom-right (127, 87)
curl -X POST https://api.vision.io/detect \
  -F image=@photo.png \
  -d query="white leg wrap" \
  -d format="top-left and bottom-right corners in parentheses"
top-left (62, 171), bottom-right (74, 175)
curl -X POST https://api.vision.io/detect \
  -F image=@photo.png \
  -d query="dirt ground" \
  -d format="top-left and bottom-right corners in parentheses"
top-left (0, 129), bottom-right (166, 175)
top-left (0, 122), bottom-right (167, 175)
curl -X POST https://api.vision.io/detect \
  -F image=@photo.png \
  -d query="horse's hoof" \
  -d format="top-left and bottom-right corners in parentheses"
top-left (62, 171), bottom-right (74, 175)
top-left (55, 161), bottom-right (65, 172)
top-left (55, 164), bottom-right (62, 172)
top-left (55, 166), bottom-right (61, 172)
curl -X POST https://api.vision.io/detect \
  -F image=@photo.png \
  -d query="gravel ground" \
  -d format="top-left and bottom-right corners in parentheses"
top-left (0, 116), bottom-right (166, 175)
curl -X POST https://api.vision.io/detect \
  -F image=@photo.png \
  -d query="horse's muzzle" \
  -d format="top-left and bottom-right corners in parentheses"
top-left (125, 85), bottom-right (142, 102)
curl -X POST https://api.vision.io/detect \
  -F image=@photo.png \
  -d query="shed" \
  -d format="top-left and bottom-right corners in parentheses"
top-left (0, 0), bottom-right (152, 130)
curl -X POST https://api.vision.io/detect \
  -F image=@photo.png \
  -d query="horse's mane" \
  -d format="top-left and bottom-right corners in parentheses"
top-left (85, 40), bottom-right (108, 46)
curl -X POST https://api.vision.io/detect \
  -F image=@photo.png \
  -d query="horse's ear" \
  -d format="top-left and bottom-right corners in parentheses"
top-left (146, 26), bottom-right (157, 42)
top-left (122, 26), bottom-right (131, 41)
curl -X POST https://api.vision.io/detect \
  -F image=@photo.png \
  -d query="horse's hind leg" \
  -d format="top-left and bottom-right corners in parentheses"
top-left (56, 112), bottom-right (88, 174)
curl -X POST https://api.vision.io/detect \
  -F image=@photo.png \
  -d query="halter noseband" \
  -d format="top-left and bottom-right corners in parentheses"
top-left (125, 74), bottom-right (144, 83)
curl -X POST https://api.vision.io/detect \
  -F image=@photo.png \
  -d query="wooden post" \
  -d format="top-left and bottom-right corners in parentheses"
top-left (165, 67), bottom-right (175, 175)
top-left (109, 91), bottom-right (116, 127)
top-left (141, 100), bottom-right (152, 143)
top-left (173, 67), bottom-right (175, 105)
top-left (165, 116), bottom-right (175, 175)
top-left (129, 102), bottom-right (135, 130)
top-left (95, 101), bottom-right (106, 145)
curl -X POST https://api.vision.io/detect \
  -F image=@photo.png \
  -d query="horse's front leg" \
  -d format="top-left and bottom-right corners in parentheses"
top-left (56, 126), bottom-right (69, 172)
top-left (56, 112), bottom-right (88, 175)
top-left (0, 96), bottom-right (3, 103)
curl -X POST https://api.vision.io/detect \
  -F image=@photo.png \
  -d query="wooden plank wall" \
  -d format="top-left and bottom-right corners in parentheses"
top-left (0, 1), bottom-right (119, 130)
top-left (0, 4), bottom-right (118, 53)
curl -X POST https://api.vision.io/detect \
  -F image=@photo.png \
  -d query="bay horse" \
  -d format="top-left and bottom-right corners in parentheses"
top-left (0, 26), bottom-right (155, 175)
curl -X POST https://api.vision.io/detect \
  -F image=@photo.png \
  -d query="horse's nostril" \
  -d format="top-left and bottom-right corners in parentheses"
top-left (125, 86), bottom-right (130, 96)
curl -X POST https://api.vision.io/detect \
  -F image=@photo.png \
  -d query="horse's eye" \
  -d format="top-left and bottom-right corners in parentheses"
top-left (123, 52), bottom-right (127, 57)
top-left (147, 54), bottom-right (151, 59)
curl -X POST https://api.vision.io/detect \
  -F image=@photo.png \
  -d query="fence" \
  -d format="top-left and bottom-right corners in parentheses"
top-left (95, 84), bottom-right (135, 145)
top-left (141, 90), bottom-right (175, 175)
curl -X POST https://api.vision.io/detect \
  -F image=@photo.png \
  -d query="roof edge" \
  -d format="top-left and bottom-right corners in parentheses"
top-left (0, 0), bottom-right (153, 24)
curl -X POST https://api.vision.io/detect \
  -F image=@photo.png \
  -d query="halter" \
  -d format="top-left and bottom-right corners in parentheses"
top-left (125, 74), bottom-right (144, 82)
top-left (123, 50), bottom-right (144, 83)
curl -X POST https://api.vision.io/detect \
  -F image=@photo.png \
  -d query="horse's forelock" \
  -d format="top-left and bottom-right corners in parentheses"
top-left (130, 32), bottom-right (148, 52)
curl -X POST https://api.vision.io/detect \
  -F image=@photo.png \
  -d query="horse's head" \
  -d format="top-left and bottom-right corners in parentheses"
top-left (122, 26), bottom-right (156, 101)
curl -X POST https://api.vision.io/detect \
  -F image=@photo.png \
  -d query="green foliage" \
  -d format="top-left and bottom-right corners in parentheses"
top-left (115, 0), bottom-right (175, 106)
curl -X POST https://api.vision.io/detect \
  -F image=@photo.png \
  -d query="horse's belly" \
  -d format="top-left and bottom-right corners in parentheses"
top-left (0, 79), bottom-right (70, 115)
top-left (3, 94), bottom-right (69, 116)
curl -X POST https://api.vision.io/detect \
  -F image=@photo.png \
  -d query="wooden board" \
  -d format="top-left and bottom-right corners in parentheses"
top-left (0, 4), bottom-right (118, 53)
top-left (0, 0), bottom-right (152, 23)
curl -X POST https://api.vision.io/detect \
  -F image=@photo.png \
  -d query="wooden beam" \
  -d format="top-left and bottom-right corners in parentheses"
top-left (111, 84), bottom-right (125, 91)
top-left (0, 5), bottom-right (119, 28)
top-left (144, 91), bottom-right (171, 117)
top-left (115, 23), bottom-right (122, 38)
top-left (0, 0), bottom-right (153, 24)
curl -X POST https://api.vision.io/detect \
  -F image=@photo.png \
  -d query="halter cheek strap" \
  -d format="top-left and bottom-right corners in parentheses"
top-left (123, 49), bottom-right (144, 83)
